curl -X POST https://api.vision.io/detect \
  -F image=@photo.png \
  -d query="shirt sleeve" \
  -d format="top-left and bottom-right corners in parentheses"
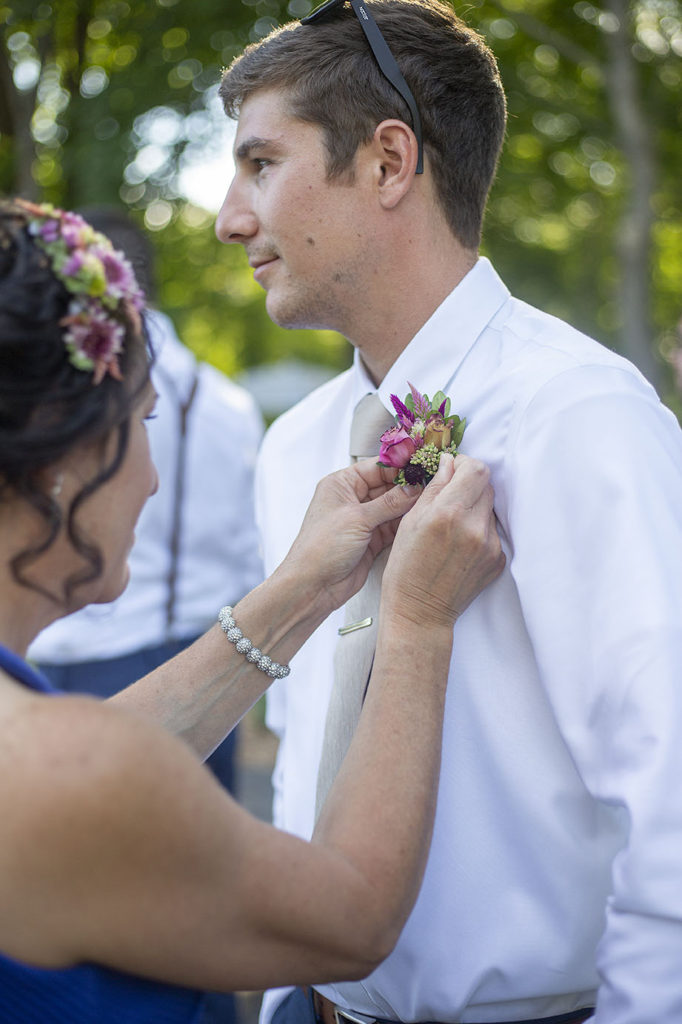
top-left (505, 364), bottom-right (682, 1023)
top-left (230, 391), bottom-right (267, 599)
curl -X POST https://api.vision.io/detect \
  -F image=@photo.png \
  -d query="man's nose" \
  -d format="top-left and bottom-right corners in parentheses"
top-left (215, 179), bottom-right (257, 244)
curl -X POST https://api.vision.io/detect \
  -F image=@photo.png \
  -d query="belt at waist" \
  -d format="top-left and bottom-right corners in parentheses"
top-left (311, 991), bottom-right (594, 1024)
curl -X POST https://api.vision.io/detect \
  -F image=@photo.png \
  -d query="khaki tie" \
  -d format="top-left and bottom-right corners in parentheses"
top-left (315, 393), bottom-right (395, 817)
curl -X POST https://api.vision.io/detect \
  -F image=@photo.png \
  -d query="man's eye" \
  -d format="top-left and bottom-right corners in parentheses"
top-left (253, 158), bottom-right (270, 172)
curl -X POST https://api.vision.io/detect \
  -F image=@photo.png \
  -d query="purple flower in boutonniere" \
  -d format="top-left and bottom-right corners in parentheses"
top-left (377, 382), bottom-right (466, 486)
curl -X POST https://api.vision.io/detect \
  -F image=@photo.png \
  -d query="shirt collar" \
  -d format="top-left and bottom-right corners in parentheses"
top-left (351, 257), bottom-right (510, 413)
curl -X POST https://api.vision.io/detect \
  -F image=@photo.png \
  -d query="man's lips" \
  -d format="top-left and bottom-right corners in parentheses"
top-left (250, 256), bottom-right (279, 283)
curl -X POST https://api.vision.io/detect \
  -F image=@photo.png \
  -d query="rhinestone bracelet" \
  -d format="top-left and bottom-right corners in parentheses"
top-left (218, 606), bottom-right (290, 679)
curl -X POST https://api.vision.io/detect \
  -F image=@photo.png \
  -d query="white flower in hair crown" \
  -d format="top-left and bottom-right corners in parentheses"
top-left (377, 382), bottom-right (466, 485)
top-left (17, 198), bottom-right (146, 385)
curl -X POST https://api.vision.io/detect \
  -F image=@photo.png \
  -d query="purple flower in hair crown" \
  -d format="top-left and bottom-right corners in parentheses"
top-left (16, 199), bottom-right (145, 385)
top-left (378, 382), bottom-right (466, 486)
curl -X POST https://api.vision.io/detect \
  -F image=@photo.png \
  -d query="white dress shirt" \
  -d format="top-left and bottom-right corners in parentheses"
top-left (256, 258), bottom-right (682, 1024)
top-left (30, 310), bottom-right (264, 662)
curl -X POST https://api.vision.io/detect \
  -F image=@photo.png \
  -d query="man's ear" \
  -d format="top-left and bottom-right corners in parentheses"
top-left (370, 119), bottom-right (420, 208)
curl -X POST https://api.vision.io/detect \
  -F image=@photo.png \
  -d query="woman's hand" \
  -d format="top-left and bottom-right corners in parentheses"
top-left (283, 460), bottom-right (420, 615)
top-left (382, 453), bottom-right (505, 631)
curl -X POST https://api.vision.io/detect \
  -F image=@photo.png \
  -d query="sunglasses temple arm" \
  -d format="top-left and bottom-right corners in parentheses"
top-left (350, 0), bottom-right (423, 172)
top-left (301, 0), bottom-right (424, 173)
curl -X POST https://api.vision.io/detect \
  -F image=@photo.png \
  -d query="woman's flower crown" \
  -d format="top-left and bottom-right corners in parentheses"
top-left (378, 382), bottom-right (466, 486)
top-left (16, 199), bottom-right (145, 385)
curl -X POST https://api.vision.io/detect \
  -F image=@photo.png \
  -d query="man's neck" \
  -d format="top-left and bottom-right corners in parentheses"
top-left (350, 246), bottom-right (478, 386)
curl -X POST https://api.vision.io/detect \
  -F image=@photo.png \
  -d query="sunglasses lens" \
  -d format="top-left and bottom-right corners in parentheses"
top-left (301, 0), bottom-right (343, 24)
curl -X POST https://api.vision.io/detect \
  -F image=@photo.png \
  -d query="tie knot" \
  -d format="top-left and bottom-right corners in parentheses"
top-left (349, 393), bottom-right (395, 461)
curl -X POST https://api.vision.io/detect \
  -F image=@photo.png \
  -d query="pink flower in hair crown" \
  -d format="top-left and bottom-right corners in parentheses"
top-left (62, 302), bottom-right (126, 386)
top-left (377, 382), bottom-right (466, 486)
top-left (16, 198), bottom-right (145, 384)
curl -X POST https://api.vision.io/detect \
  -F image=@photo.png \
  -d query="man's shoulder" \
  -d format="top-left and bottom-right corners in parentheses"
top-left (495, 296), bottom-right (653, 404)
top-left (147, 310), bottom-right (262, 426)
top-left (197, 362), bottom-right (263, 427)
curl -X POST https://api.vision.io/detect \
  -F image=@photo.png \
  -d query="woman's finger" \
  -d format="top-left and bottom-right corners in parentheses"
top-left (360, 483), bottom-right (421, 532)
top-left (427, 454), bottom-right (491, 510)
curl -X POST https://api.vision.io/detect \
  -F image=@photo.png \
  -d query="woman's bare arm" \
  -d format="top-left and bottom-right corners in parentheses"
top-left (111, 460), bottom-right (419, 758)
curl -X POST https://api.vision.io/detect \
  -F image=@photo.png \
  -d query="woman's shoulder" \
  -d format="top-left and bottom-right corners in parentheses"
top-left (0, 682), bottom-right (167, 794)
top-left (0, 684), bottom-right (164, 836)
top-left (0, 683), bottom-right (207, 965)
top-left (0, 679), bottom-right (211, 845)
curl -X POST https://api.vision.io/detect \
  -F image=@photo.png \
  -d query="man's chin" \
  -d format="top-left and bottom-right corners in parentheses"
top-left (265, 293), bottom-right (336, 333)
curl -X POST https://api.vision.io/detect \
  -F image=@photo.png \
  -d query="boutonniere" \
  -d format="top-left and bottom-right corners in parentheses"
top-left (378, 383), bottom-right (466, 486)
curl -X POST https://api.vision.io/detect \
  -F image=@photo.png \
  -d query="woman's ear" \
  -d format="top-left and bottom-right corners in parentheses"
top-left (371, 119), bottom-right (420, 208)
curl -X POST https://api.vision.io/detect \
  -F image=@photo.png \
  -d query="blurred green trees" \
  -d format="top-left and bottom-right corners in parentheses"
top-left (477, 0), bottom-right (682, 408)
top-left (1, 0), bottom-right (680, 411)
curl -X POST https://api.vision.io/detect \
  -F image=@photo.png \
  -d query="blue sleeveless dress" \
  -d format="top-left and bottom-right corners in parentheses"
top-left (0, 643), bottom-right (205, 1024)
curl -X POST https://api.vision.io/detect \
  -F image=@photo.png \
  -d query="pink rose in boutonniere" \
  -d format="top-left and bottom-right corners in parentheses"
top-left (377, 382), bottom-right (466, 486)
top-left (379, 424), bottom-right (418, 468)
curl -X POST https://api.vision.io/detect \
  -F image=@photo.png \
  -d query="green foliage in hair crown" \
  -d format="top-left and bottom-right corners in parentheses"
top-left (17, 199), bottom-right (145, 385)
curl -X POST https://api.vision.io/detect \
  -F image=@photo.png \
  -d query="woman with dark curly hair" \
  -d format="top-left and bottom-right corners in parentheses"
top-left (0, 199), bottom-right (503, 1024)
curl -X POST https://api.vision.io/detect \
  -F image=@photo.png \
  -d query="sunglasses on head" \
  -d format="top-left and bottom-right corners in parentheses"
top-left (301, 0), bottom-right (424, 174)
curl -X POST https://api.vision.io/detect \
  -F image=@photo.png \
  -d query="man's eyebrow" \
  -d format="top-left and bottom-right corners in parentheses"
top-left (235, 136), bottom-right (279, 161)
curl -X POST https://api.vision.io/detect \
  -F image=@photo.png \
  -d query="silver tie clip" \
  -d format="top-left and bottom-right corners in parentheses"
top-left (338, 616), bottom-right (373, 636)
